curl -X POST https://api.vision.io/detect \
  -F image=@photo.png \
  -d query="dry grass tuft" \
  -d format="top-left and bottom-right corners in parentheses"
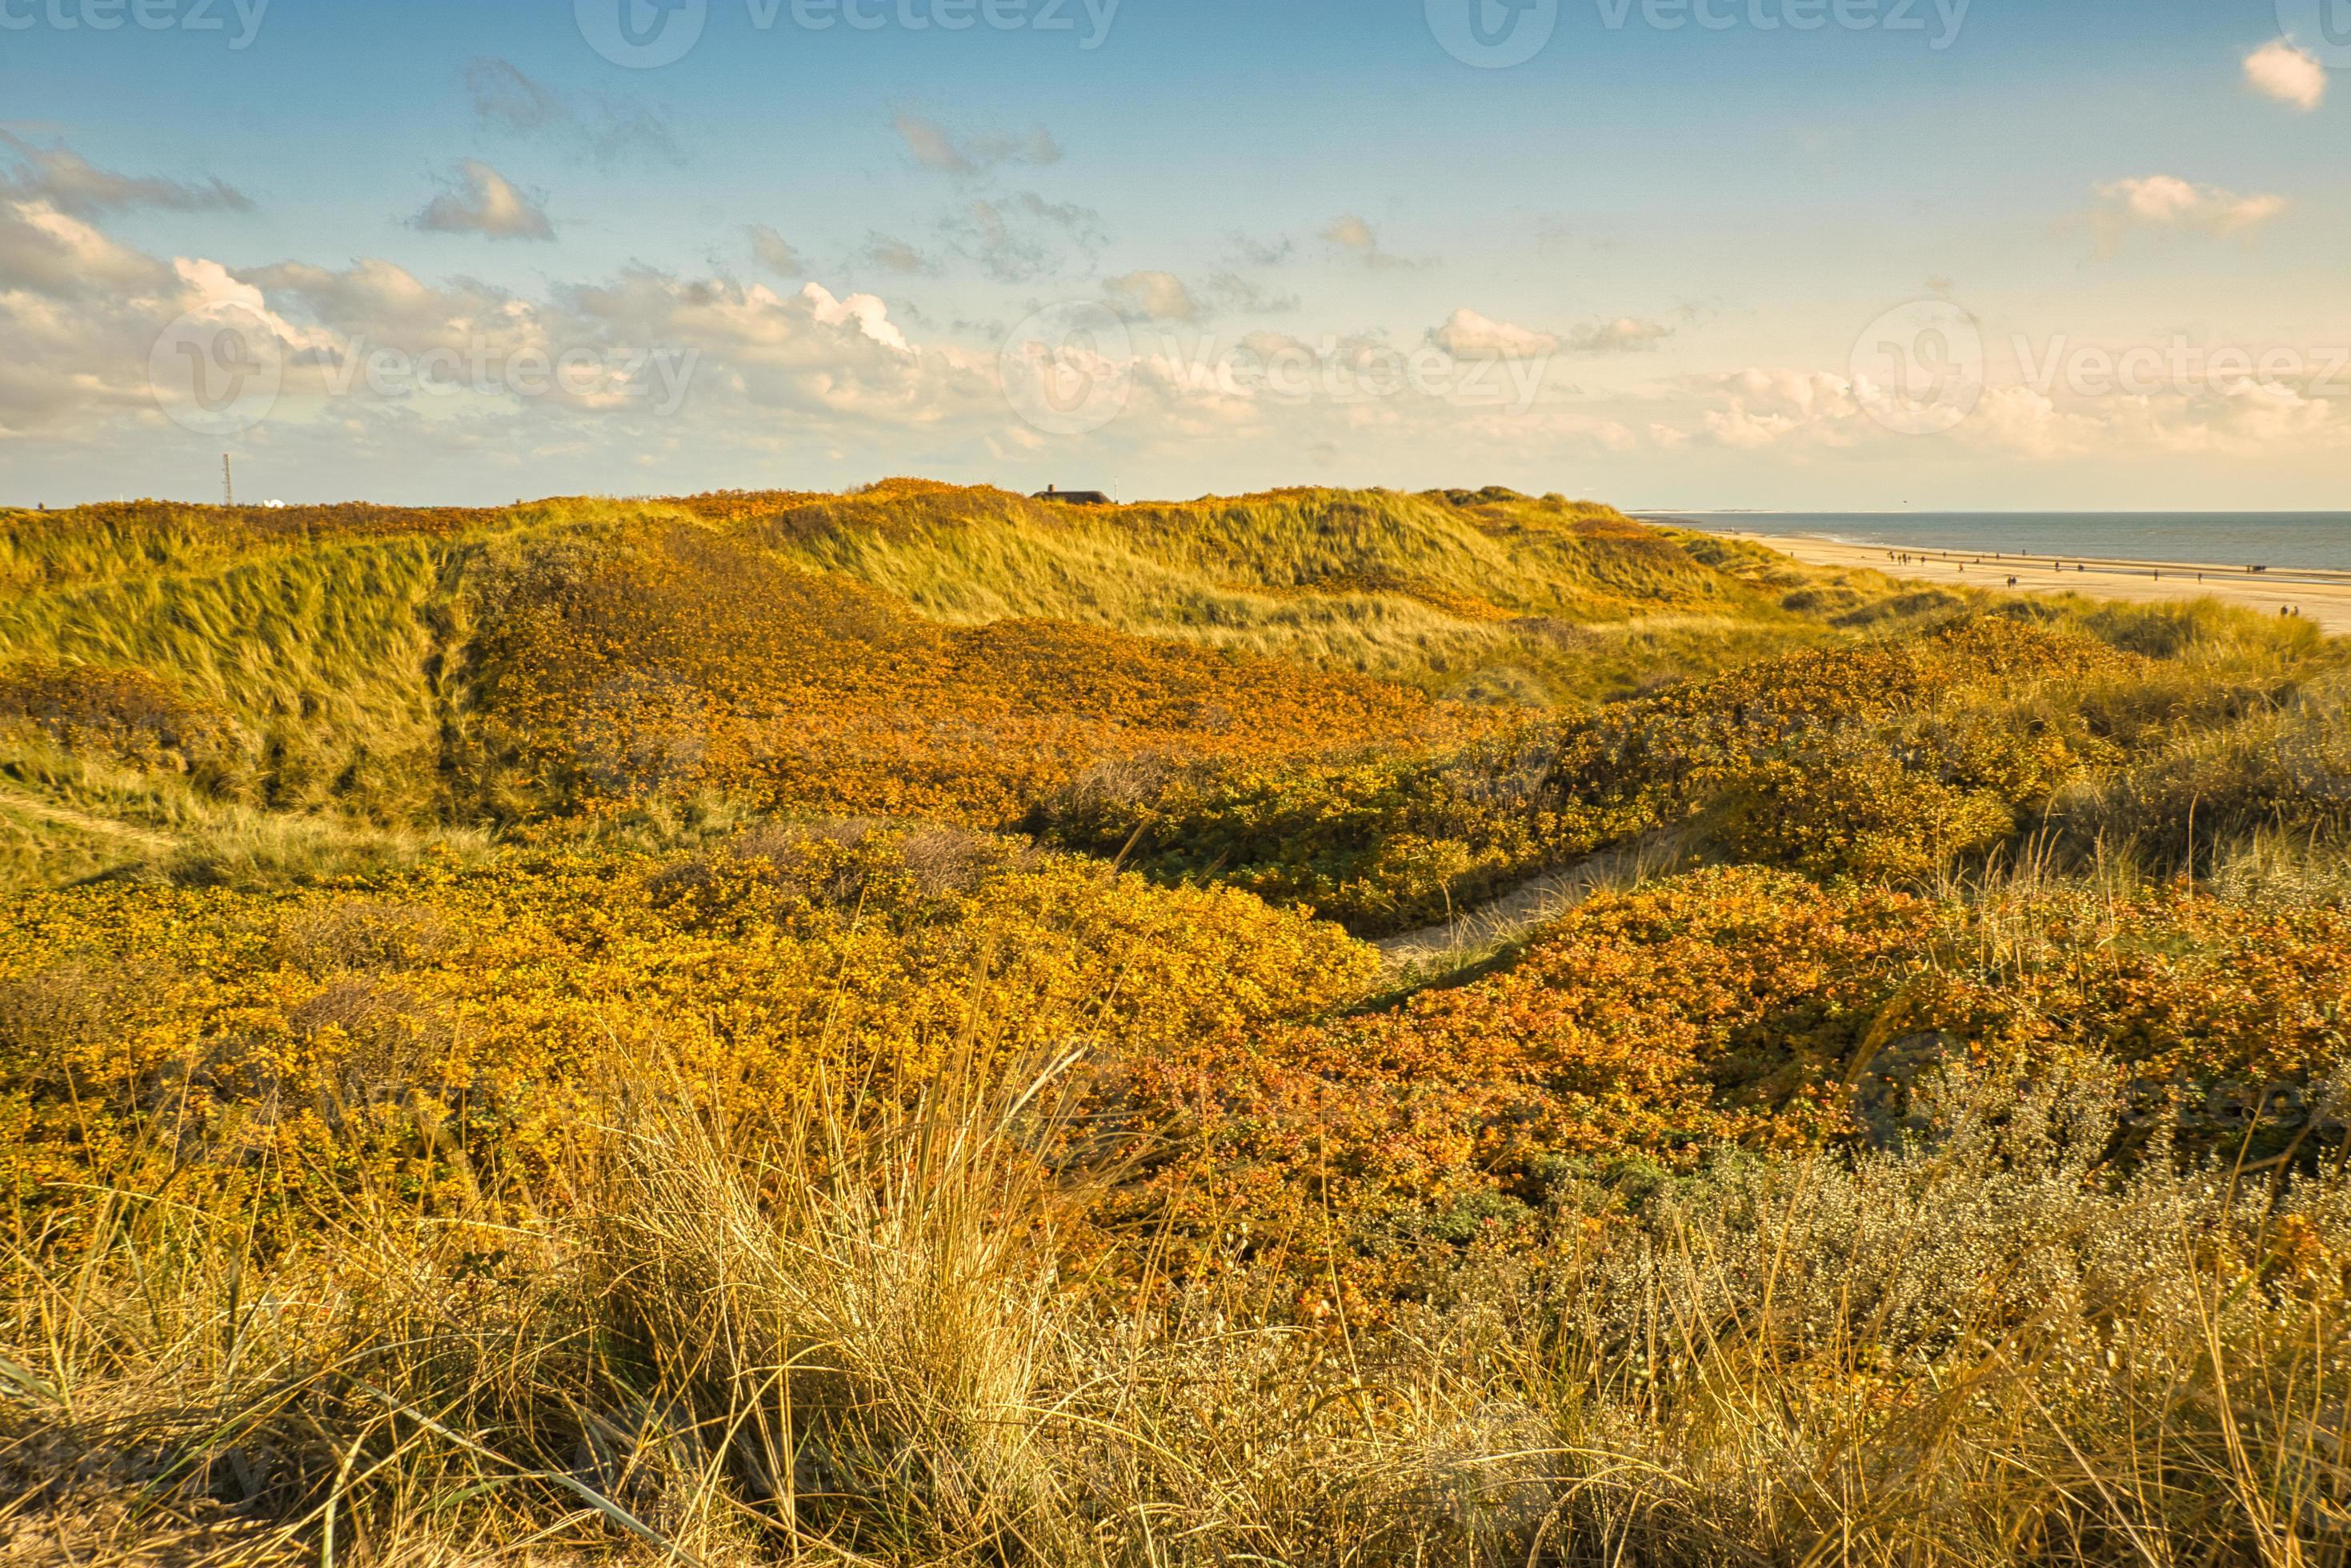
top-left (1, 1051), bottom-right (2344, 1566)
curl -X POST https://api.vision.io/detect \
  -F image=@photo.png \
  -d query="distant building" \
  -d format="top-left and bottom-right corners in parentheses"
top-left (1034, 485), bottom-right (1112, 506)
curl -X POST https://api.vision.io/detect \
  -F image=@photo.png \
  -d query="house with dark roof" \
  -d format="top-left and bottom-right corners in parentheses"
top-left (1033, 485), bottom-right (1112, 506)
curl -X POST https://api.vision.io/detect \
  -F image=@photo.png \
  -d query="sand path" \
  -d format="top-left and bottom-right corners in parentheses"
top-left (1373, 835), bottom-right (1680, 976)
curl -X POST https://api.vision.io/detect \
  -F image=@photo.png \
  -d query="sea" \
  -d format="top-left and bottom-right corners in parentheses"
top-left (1643, 513), bottom-right (2351, 573)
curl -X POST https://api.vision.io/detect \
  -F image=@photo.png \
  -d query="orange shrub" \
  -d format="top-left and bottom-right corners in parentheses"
top-left (464, 524), bottom-right (1465, 826)
top-left (0, 660), bottom-right (233, 769)
top-left (1040, 614), bottom-right (2141, 931)
top-left (0, 829), bottom-right (1376, 1245)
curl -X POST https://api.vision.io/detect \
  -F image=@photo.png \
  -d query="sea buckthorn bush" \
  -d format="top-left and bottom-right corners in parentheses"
top-left (459, 524), bottom-right (1468, 830)
top-left (0, 826), bottom-right (1377, 1242)
top-left (1039, 614), bottom-right (2145, 931)
top-left (0, 660), bottom-right (233, 771)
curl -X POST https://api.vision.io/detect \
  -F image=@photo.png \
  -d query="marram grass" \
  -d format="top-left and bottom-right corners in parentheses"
top-left (2, 483), bottom-right (2349, 1564)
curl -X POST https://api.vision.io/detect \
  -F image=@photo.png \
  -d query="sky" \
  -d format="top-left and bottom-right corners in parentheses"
top-left (1, 0), bottom-right (2346, 509)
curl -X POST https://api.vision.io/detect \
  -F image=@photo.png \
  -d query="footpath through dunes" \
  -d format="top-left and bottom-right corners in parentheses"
top-left (1043, 600), bottom-right (2351, 938)
top-left (1035, 614), bottom-right (2153, 935)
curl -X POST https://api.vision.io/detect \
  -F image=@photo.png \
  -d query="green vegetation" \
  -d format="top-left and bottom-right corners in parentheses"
top-left (724, 481), bottom-right (1846, 697)
top-left (0, 482), bottom-right (1920, 890)
top-left (2, 484), bottom-right (2348, 1565)
top-left (1040, 602), bottom-right (2350, 934)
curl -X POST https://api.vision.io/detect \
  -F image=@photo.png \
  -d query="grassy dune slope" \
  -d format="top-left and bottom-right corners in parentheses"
top-left (0, 482), bottom-right (1910, 890)
top-left (4, 486), bottom-right (2351, 1564)
top-left (1044, 599), bottom-right (2351, 934)
top-left (714, 480), bottom-right (1868, 698)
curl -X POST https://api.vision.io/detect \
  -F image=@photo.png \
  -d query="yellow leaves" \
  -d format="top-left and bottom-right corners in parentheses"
top-left (465, 523), bottom-right (1452, 831)
top-left (0, 826), bottom-right (1377, 1232)
top-left (1721, 750), bottom-right (2019, 883)
top-left (1041, 613), bottom-right (2141, 934)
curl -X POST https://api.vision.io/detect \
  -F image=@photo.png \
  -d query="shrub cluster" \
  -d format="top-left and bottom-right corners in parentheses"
top-left (1038, 615), bottom-right (2140, 931)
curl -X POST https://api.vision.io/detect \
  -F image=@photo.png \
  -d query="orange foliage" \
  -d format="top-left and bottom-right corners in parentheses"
top-left (0, 660), bottom-right (232, 767)
top-left (467, 524), bottom-right (1464, 826)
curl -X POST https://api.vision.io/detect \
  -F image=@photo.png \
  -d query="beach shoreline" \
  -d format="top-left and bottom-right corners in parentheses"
top-left (1698, 529), bottom-right (2351, 634)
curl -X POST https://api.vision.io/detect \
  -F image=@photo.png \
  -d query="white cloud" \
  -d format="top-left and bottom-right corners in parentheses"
top-left (0, 133), bottom-right (251, 218)
top-left (747, 224), bottom-right (802, 277)
top-left (941, 193), bottom-right (1100, 282)
top-left (410, 161), bottom-right (554, 241)
top-left (1202, 271), bottom-right (1298, 314)
top-left (1673, 369), bottom-right (1864, 450)
top-left (2091, 175), bottom-right (2287, 250)
top-left (463, 57), bottom-right (679, 164)
top-left (1665, 356), bottom-right (2351, 465)
top-left (1224, 231), bottom-right (1295, 266)
top-left (1104, 270), bottom-right (1201, 322)
top-left (0, 198), bottom-right (168, 296)
top-left (240, 257), bottom-right (510, 347)
top-left (1431, 308), bottom-right (1558, 358)
top-left (798, 281), bottom-right (914, 354)
top-left (1969, 385), bottom-right (2091, 458)
top-left (2244, 38), bottom-right (2328, 111)
top-left (1568, 317), bottom-right (1675, 354)
top-left (1428, 310), bottom-right (1668, 362)
top-left (895, 114), bottom-right (968, 174)
top-left (892, 114), bottom-right (1060, 176)
top-left (861, 233), bottom-right (939, 275)
top-left (1324, 213), bottom-right (1418, 270)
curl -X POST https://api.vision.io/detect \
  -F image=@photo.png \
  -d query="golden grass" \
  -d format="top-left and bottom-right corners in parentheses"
top-left (736, 484), bottom-right (1864, 698)
top-left (1, 1047), bottom-right (2343, 1566)
top-left (4, 486), bottom-right (2349, 1565)
top-left (0, 483), bottom-right (1922, 894)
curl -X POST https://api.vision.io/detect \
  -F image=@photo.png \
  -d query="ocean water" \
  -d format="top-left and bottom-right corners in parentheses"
top-left (1647, 513), bottom-right (2351, 572)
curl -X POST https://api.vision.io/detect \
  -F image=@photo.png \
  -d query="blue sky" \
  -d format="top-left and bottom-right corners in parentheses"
top-left (2, 0), bottom-right (2345, 506)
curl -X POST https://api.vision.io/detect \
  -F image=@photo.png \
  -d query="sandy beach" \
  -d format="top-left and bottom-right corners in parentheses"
top-left (1724, 532), bottom-right (2351, 635)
